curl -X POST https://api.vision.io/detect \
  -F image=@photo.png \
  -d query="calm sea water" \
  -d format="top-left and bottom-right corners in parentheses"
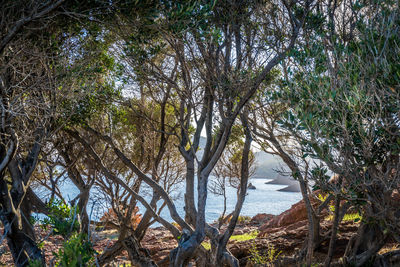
top-left (43, 178), bottom-right (301, 225)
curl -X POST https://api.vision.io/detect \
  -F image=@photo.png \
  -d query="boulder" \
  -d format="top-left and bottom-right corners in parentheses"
top-left (249, 213), bottom-right (274, 225)
top-left (258, 193), bottom-right (324, 235)
top-left (248, 183), bottom-right (256, 190)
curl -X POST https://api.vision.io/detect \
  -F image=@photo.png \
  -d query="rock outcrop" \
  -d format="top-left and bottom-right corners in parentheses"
top-left (249, 213), bottom-right (274, 225)
top-left (248, 183), bottom-right (256, 190)
top-left (258, 193), bottom-right (323, 234)
top-left (265, 175), bottom-right (298, 185)
top-left (229, 220), bottom-right (360, 266)
top-left (277, 183), bottom-right (301, 192)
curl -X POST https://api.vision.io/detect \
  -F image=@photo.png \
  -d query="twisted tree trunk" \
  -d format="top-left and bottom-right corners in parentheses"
top-left (0, 173), bottom-right (44, 266)
top-left (344, 221), bottom-right (387, 266)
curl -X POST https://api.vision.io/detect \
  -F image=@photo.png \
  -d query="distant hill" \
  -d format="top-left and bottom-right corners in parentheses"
top-left (196, 137), bottom-right (285, 179)
top-left (195, 136), bottom-right (301, 192)
top-left (253, 151), bottom-right (284, 179)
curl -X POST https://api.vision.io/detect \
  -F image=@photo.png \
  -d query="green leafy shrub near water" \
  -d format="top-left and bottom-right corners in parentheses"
top-left (27, 234), bottom-right (96, 267)
top-left (54, 234), bottom-right (96, 267)
top-left (28, 259), bottom-right (44, 267)
top-left (28, 233), bottom-right (96, 267)
top-left (41, 199), bottom-right (80, 238)
top-left (29, 200), bottom-right (96, 266)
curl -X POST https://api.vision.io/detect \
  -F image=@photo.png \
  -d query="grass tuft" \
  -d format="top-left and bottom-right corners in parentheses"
top-left (230, 230), bottom-right (259, 242)
top-left (201, 230), bottom-right (259, 250)
top-left (325, 213), bottom-right (362, 223)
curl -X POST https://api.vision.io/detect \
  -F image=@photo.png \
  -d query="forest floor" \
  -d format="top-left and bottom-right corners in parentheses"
top-left (0, 199), bottom-right (398, 266)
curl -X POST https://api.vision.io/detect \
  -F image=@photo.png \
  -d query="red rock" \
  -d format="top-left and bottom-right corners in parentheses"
top-left (258, 193), bottom-right (323, 235)
top-left (249, 213), bottom-right (274, 225)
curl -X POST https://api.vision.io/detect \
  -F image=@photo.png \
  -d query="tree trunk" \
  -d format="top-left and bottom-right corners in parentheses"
top-left (169, 230), bottom-right (201, 267)
top-left (5, 222), bottom-right (44, 267)
top-left (77, 189), bottom-right (90, 235)
top-left (324, 192), bottom-right (341, 267)
top-left (268, 135), bottom-right (320, 265)
top-left (136, 192), bottom-right (160, 241)
top-left (305, 211), bottom-right (320, 265)
top-left (0, 196), bottom-right (44, 267)
top-left (209, 113), bottom-right (252, 267)
top-left (210, 244), bottom-right (239, 267)
top-left (98, 229), bottom-right (156, 267)
top-left (122, 235), bottom-right (158, 267)
top-left (373, 250), bottom-right (400, 267)
top-left (58, 146), bottom-right (92, 235)
top-left (218, 190), bottom-right (227, 230)
top-left (184, 158), bottom-right (196, 226)
top-left (97, 240), bottom-right (124, 266)
top-left (0, 154), bottom-right (44, 266)
top-left (344, 221), bottom-right (387, 266)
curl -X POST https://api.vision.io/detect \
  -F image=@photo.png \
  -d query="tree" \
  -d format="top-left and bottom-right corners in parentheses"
top-left (0, 18), bottom-right (64, 267)
top-left (65, 95), bottom-right (187, 266)
top-left (277, 0), bottom-right (400, 265)
top-left (0, 1), bottom-right (122, 265)
top-left (249, 78), bottom-right (333, 265)
top-left (0, 0), bottom-right (65, 55)
top-left (103, 0), bottom-right (314, 265)
top-left (0, 0), bottom-right (318, 266)
top-left (210, 124), bottom-right (256, 229)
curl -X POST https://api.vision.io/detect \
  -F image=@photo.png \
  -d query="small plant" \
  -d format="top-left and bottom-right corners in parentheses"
top-left (201, 241), bottom-right (211, 250)
top-left (317, 193), bottom-right (328, 202)
top-left (249, 241), bottom-right (281, 266)
top-left (249, 242), bottom-right (264, 264)
top-left (237, 215), bottom-right (252, 224)
top-left (230, 231), bottom-right (259, 242)
top-left (325, 212), bottom-right (362, 223)
top-left (41, 199), bottom-right (80, 238)
top-left (54, 233), bottom-right (96, 267)
top-left (265, 244), bottom-right (282, 265)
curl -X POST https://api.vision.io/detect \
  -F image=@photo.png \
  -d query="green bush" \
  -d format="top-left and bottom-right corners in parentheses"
top-left (54, 233), bottom-right (96, 267)
top-left (41, 199), bottom-right (80, 238)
